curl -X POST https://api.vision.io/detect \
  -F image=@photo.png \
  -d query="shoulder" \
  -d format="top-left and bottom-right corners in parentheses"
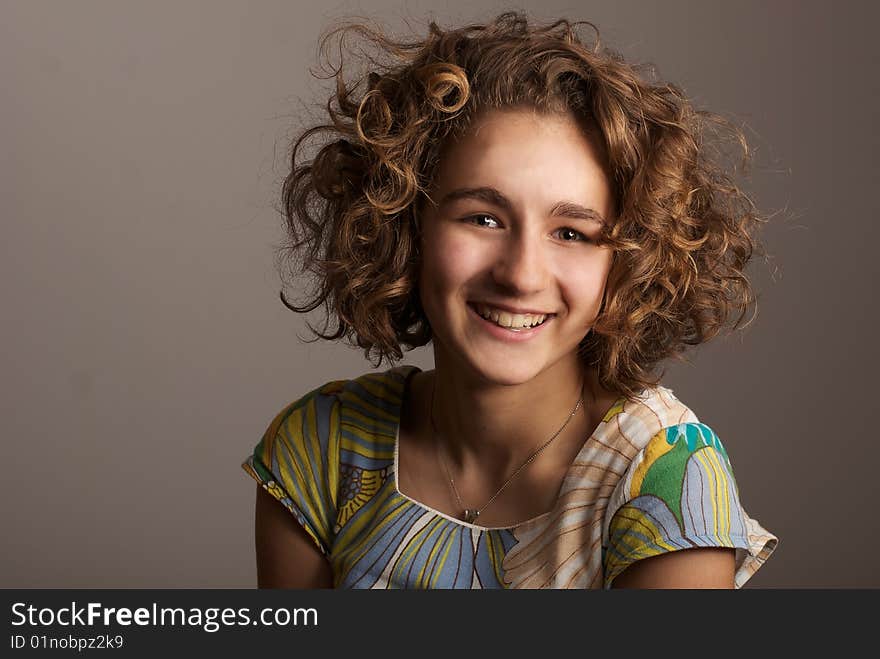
top-left (260, 365), bottom-right (419, 442)
top-left (614, 421), bottom-right (732, 511)
top-left (602, 385), bottom-right (702, 455)
top-left (601, 386), bottom-right (728, 517)
top-left (260, 380), bottom-right (345, 442)
top-left (600, 394), bottom-right (779, 588)
top-left (254, 365), bottom-right (420, 478)
top-left (243, 365), bottom-right (420, 554)
top-left (333, 365), bottom-right (418, 423)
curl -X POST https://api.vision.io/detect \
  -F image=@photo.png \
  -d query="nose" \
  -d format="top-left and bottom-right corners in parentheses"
top-left (491, 230), bottom-right (549, 295)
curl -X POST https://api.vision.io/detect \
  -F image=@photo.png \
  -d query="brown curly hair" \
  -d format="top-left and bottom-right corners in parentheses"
top-left (278, 11), bottom-right (766, 400)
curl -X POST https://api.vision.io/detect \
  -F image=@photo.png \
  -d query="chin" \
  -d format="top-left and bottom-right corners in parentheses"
top-left (461, 354), bottom-right (548, 387)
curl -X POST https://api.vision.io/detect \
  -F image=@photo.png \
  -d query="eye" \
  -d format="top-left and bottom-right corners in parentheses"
top-left (464, 214), bottom-right (500, 229)
top-left (555, 227), bottom-right (589, 243)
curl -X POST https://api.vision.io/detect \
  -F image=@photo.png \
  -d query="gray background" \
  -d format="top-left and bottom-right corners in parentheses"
top-left (2, 0), bottom-right (876, 588)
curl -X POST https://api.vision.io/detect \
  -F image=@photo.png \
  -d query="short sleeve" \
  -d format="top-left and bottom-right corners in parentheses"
top-left (242, 381), bottom-right (344, 556)
top-left (602, 422), bottom-right (778, 589)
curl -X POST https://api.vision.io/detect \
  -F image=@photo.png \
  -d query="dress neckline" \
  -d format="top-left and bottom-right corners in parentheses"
top-left (389, 365), bottom-right (625, 532)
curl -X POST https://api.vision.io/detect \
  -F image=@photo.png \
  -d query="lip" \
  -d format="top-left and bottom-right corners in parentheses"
top-left (470, 301), bottom-right (556, 316)
top-left (467, 303), bottom-right (554, 342)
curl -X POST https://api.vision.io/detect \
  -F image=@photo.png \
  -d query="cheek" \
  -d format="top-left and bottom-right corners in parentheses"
top-left (558, 252), bottom-right (613, 316)
top-left (421, 231), bottom-right (490, 291)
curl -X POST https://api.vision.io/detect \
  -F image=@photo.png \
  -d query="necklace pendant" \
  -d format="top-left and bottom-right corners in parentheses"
top-left (463, 509), bottom-right (480, 523)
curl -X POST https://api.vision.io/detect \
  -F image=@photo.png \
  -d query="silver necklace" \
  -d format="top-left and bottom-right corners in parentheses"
top-left (429, 376), bottom-right (583, 525)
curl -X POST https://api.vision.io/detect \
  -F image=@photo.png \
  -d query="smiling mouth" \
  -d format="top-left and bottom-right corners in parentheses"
top-left (469, 303), bottom-right (554, 331)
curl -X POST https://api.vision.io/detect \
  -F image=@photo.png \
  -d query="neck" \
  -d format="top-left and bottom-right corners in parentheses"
top-left (429, 352), bottom-right (593, 480)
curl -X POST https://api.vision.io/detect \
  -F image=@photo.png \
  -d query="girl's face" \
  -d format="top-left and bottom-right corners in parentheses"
top-left (418, 107), bottom-right (615, 386)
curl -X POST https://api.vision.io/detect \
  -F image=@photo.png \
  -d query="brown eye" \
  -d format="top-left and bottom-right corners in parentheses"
top-left (557, 227), bottom-right (588, 242)
top-left (466, 214), bottom-right (500, 229)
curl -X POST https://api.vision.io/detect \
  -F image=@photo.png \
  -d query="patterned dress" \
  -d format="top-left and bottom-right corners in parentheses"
top-left (242, 365), bottom-right (777, 588)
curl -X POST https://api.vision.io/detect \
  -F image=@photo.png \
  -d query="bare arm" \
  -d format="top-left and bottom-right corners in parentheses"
top-left (610, 547), bottom-right (736, 589)
top-left (254, 486), bottom-right (334, 589)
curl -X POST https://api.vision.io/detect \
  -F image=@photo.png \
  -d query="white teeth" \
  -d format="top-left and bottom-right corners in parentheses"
top-left (474, 304), bottom-right (548, 329)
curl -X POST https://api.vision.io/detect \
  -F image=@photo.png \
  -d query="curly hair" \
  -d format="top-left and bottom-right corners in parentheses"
top-left (278, 11), bottom-right (766, 400)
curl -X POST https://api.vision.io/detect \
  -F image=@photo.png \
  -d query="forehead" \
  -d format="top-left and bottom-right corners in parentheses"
top-left (430, 107), bottom-right (613, 213)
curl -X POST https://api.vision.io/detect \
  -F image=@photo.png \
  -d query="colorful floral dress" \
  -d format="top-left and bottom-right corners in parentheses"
top-left (242, 365), bottom-right (777, 588)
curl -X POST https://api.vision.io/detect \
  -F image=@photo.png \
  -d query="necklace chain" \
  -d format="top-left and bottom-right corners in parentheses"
top-left (429, 377), bottom-right (583, 525)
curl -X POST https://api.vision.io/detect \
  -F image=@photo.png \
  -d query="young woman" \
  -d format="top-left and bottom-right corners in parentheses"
top-left (243, 12), bottom-right (778, 589)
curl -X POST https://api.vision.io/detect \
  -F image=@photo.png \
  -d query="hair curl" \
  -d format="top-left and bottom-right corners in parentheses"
top-left (278, 11), bottom-right (766, 400)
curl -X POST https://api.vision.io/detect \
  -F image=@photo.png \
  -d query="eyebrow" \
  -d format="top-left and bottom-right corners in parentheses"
top-left (437, 186), bottom-right (607, 225)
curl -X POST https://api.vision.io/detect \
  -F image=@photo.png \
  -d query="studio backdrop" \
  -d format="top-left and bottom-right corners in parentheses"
top-left (2, 0), bottom-right (876, 588)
